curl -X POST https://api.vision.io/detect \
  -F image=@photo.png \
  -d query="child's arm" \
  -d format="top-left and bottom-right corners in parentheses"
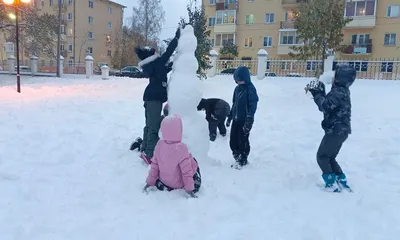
top-left (313, 88), bottom-right (343, 114)
top-left (227, 88), bottom-right (237, 124)
top-left (160, 28), bottom-right (180, 65)
top-left (146, 156), bottom-right (160, 186)
top-left (178, 156), bottom-right (195, 193)
top-left (247, 86), bottom-right (259, 118)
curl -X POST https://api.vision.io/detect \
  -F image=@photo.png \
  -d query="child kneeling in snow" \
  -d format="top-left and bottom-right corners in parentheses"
top-left (142, 114), bottom-right (201, 198)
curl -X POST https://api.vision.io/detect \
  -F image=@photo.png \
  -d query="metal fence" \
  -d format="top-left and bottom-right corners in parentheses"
top-left (0, 59), bottom-right (87, 75)
top-left (215, 58), bottom-right (400, 80)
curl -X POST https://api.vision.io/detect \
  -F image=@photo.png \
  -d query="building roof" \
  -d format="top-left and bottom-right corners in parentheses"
top-left (108, 0), bottom-right (127, 8)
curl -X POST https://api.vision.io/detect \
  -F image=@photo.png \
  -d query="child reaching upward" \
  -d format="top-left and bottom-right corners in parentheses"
top-left (143, 114), bottom-right (201, 198)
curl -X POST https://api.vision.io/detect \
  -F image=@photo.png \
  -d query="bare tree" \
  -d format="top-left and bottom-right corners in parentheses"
top-left (76, 28), bottom-right (90, 67)
top-left (111, 26), bottom-right (145, 69)
top-left (131, 0), bottom-right (165, 44)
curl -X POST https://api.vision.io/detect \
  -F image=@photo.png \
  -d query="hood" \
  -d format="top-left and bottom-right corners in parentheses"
top-left (161, 114), bottom-right (182, 143)
top-left (138, 55), bottom-right (158, 77)
top-left (234, 66), bottom-right (251, 84)
top-left (333, 65), bottom-right (356, 88)
top-left (197, 98), bottom-right (206, 111)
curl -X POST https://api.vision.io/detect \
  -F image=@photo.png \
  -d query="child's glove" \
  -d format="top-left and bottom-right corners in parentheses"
top-left (243, 116), bottom-right (254, 136)
top-left (305, 80), bottom-right (325, 96)
top-left (226, 118), bottom-right (232, 127)
top-left (186, 191), bottom-right (198, 198)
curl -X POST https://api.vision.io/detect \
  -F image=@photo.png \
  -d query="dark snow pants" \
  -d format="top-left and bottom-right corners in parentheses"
top-left (142, 101), bottom-right (162, 158)
top-left (209, 101), bottom-right (230, 138)
top-left (155, 159), bottom-right (202, 193)
top-left (229, 121), bottom-right (250, 163)
top-left (316, 133), bottom-right (348, 174)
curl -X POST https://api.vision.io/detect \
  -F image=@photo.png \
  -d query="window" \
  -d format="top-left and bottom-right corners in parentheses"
top-left (67, 28), bottom-right (73, 36)
top-left (107, 50), bottom-right (112, 57)
top-left (68, 0), bottom-right (72, 4)
top-left (41, 1), bottom-right (44, 7)
top-left (279, 31), bottom-right (301, 45)
top-left (106, 35), bottom-right (111, 42)
top-left (345, 0), bottom-right (375, 17)
top-left (247, 0), bottom-right (255, 2)
top-left (68, 44), bottom-right (73, 52)
top-left (306, 61), bottom-right (319, 71)
top-left (216, 10), bottom-right (236, 24)
top-left (68, 60), bottom-right (73, 66)
top-left (244, 37), bottom-right (252, 48)
top-left (88, 32), bottom-right (94, 40)
top-left (210, 39), bottom-right (215, 47)
top-left (381, 62), bottom-right (393, 73)
top-left (67, 13), bottom-right (72, 20)
top-left (88, 0), bottom-right (93, 8)
top-left (349, 61), bottom-right (368, 72)
top-left (87, 47), bottom-right (93, 54)
top-left (263, 36), bottom-right (272, 47)
top-left (351, 34), bottom-right (370, 45)
top-left (108, 22), bottom-right (112, 29)
top-left (208, 17), bottom-right (215, 27)
top-left (387, 5), bottom-right (400, 17)
top-left (33, 0), bottom-right (37, 7)
top-left (265, 13), bottom-right (274, 24)
top-left (49, 0), bottom-right (53, 6)
top-left (60, 25), bottom-right (65, 34)
top-left (209, 0), bottom-right (215, 4)
top-left (108, 7), bottom-right (112, 14)
top-left (60, 44), bottom-right (65, 51)
top-left (384, 33), bottom-right (396, 46)
top-left (285, 11), bottom-right (294, 22)
top-left (245, 15), bottom-right (254, 24)
top-left (88, 16), bottom-right (94, 24)
top-left (215, 33), bottom-right (234, 46)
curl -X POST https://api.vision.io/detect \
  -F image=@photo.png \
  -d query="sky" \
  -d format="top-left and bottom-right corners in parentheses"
top-left (118, 0), bottom-right (198, 41)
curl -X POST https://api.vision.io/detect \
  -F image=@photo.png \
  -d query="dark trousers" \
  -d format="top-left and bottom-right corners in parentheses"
top-left (317, 133), bottom-right (348, 174)
top-left (142, 101), bottom-right (162, 158)
top-left (208, 116), bottom-right (227, 137)
top-left (229, 120), bottom-right (250, 162)
top-left (156, 160), bottom-right (202, 193)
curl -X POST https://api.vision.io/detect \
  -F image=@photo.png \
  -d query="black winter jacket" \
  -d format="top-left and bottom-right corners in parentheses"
top-left (197, 98), bottom-right (230, 121)
top-left (138, 38), bottom-right (178, 103)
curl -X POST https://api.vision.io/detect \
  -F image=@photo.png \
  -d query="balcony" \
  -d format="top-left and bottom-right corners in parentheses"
top-left (281, 0), bottom-right (307, 7)
top-left (53, 4), bottom-right (68, 12)
top-left (345, 16), bottom-right (376, 28)
top-left (342, 43), bottom-right (372, 55)
top-left (280, 21), bottom-right (295, 29)
top-left (214, 24), bottom-right (236, 33)
top-left (216, 0), bottom-right (237, 10)
top-left (277, 45), bottom-right (302, 55)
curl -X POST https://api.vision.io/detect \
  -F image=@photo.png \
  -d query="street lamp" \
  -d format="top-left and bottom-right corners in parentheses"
top-left (3, 0), bottom-right (31, 93)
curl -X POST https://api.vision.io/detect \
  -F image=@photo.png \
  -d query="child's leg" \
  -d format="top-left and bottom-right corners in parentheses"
top-left (237, 122), bottom-right (250, 165)
top-left (208, 120), bottom-right (218, 141)
top-left (142, 103), bottom-right (149, 153)
top-left (144, 101), bottom-right (162, 158)
top-left (316, 133), bottom-right (347, 175)
top-left (217, 116), bottom-right (227, 136)
top-left (229, 121), bottom-right (241, 160)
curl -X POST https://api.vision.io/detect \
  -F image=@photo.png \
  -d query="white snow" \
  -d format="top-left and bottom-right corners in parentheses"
top-left (1, 74), bottom-right (400, 239)
top-left (167, 25), bottom-right (210, 162)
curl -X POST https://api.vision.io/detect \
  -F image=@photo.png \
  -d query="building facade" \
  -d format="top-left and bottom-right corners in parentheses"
top-left (1, 0), bottom-right (125, 68)
top-left (203, 0), bottom-right (400, 60)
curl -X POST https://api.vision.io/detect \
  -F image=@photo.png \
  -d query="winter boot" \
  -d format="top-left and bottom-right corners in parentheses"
top-left (336, 173), bottom-right (351, 191)
top-left (130, 137), bottom-right (143, 151)
top-left (209, 134), bottom-right (217, 142)
top-left (322, 173), bottom-right (341, 192)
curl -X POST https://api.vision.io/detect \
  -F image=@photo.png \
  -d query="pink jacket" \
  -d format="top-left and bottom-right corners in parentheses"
top-left (146, 114), bottom-right (198, 192)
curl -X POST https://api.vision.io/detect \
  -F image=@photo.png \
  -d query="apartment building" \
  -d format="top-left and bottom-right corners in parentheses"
top-left (203, 0), bottom-right (400, 60)
top-left (1, 0), bottom-right (125, 67)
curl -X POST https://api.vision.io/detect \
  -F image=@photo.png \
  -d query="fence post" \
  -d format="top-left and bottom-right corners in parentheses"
top-left (101, 65), bottom-right (110, 80)
top-left (59, 55), bottom-right (64, 76)
top-left (8, 55), bottom-right (15, 75)
top-left (257, 49), bottom-right (268, 80)
top-left (208, 49), bottom-right (218, 77)
top-left (85, 55), bottom-right (94, 78)
top-left (30, 56), bottom-right (38, 76)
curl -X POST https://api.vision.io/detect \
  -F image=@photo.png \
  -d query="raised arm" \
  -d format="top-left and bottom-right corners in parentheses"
top-left (160, 27), bottom-right (181, 64)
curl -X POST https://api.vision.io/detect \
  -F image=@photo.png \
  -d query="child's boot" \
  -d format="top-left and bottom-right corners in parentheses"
top-left (209, 134), bottom-right (217, 142)
top-left (130, 137), bottom-right (143, 151)
top-left (336, 173), bottom-right (352, 191)
top-left (322, 173), bottom-right (341, 192)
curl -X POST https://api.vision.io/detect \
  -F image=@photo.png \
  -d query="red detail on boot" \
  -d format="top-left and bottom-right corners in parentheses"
top-left (140, 152), bottom-right (151, 165)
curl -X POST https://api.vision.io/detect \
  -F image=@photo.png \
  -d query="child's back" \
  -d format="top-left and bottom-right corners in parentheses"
top-left (146, 115), bottom-right (199, 193)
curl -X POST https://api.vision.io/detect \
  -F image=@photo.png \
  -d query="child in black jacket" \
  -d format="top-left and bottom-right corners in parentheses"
top-left (197, 98), bottom-right (230, 141)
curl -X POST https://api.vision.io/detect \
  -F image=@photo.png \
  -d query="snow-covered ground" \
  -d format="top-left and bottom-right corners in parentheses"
top-left (1, 75), bottom-right (399, 240)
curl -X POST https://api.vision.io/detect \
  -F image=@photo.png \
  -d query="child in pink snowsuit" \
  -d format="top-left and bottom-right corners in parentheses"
top-left (143, 114), bottom-right (201, 198)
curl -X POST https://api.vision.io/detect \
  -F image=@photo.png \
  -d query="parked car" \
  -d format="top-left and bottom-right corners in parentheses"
top-left (286, 73), bottom-right (304, 77)
top-left (265, 72), bottom-right (277, 77)
top-left (220, 68), bottom-right (237, 74)
top-left (115, 66), bottom-right (144, 78)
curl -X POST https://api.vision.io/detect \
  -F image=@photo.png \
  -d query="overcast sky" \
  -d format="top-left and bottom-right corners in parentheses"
top-left (118, 0), bottom-right (198, 41)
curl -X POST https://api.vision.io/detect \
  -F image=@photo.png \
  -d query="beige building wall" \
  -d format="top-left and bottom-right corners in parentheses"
top-left (203, 0), bottom-right (400, 60)
top-left (0, 0), bottom-right (125, 68)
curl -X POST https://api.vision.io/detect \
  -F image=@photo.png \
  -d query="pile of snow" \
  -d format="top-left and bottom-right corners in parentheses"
top-left (167, 25), bottom-right (210, 162)
top-left (1, 75), bottom-right (400, 239)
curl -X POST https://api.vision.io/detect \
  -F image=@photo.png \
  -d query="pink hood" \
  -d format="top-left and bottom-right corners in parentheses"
top-left (146, 114), bottom-right (198, 192)
top-left (161, 115), bottom-right (182, 143)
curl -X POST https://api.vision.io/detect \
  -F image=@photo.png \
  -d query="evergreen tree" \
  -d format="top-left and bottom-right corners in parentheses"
top-left (180, 0), bottom-right (212, 79)
top-left (289, 0), bottom-right (352, 76)
top-left (219, 42), bottom-right (238, 60)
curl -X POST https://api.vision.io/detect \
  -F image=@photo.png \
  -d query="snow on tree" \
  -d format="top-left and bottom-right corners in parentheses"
top-left (167, 25), bottom-right (210, 163)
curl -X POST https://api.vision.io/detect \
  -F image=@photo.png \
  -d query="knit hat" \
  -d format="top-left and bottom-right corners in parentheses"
top-left (135, 46), bottom-right (155, 60)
